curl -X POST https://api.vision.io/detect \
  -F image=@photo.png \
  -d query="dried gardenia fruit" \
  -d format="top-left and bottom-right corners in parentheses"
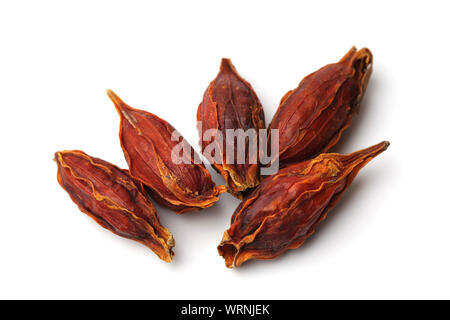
top-left (268, 47), bottom-right (373, 166)
top-left (108, 90), bottom-right (226, 214)
top-left (55, 150), bottom-right (174, 262)
top-left (197, 58), bottom-right (265, 199)
top-left (218, 141), bottom-right (389, 268)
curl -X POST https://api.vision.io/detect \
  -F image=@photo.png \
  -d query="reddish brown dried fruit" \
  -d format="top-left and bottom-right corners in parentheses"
top-left (197, 58), bottom-right (265, 198)
top-left (268, 47), bottom-right (373, 166)
top-left (55, 150), bottom-right (174, 262)
top-left (108, 90), bottom-right (226, 214)
top-left (218, 141), bottom-right (389, 268)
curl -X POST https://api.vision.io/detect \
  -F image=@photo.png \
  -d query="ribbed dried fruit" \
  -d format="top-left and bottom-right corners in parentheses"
top-left (218, 141), bottom-right (389, 268)
top-left (108, 90), bottom-right (226, 214)
top-left (197, 58), bottom-right (265, 198)
top-left (55, 150), bottom-right (174, 262)
top-left (268, 47), bottom-right (373, 166)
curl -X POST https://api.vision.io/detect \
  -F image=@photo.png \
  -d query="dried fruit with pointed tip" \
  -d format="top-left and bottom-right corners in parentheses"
top-left (218, 141), bottom-right (389, 268)
top-left (268, 47), bottom-right (373, 166)
top-left (55, 150), bottom-right (174, 262)
top-left (108, 90), bottom-right (226, 214)
top-left (197, 58), bottom-right (265, 199)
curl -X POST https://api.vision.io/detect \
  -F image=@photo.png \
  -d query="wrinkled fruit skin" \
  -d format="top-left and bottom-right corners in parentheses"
top-left (197, 58), bottom-right (265, 199)
top-left (268, 47), bottom-right (373, 166)
top-left (55, 150), bottom-right (174, 262)
top-left (218, 141), bottom-right (389, 268)
top-left (108, 90), bottom-right (226, 214)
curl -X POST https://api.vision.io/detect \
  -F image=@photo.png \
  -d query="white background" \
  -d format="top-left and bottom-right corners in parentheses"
top-left (1, 1), bottom-right (449, 299)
